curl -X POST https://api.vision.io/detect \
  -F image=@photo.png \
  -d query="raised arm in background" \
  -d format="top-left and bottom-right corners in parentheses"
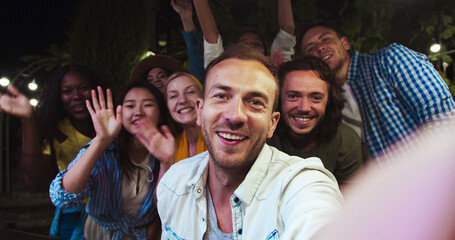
top-left (0, 85), bottom-right (54, 189)
top-left (192, 0), bottom-right (218, 44)
top-left (171, 0), bottom-right (205, 82)
top-left (270, 0), bottom-right (296, 66)
top-left (278, 0), bottom-right (294, 35)
top-left (171, 0), bottom-right (195, 32)
top-left (192, 0), bottom-right (225, 67)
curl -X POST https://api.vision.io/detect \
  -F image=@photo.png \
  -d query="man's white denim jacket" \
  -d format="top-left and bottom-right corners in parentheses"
top-left (157, 144), bottom-right (343, 240)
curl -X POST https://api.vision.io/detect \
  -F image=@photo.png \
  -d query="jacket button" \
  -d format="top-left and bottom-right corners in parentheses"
top-left (238, 228), bottom-right (243, 234)
top-left (234, 197), bottom-right (239, 203)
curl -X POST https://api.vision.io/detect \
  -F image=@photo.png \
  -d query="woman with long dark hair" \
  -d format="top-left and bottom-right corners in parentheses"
top-left (50, 82), bottom-right (176, 239)
top-left (0, 64), bottom-right (104, 239)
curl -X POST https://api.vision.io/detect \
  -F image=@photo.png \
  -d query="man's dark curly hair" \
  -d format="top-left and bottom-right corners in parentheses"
top-left (277, 55), bottom-right (345, 143)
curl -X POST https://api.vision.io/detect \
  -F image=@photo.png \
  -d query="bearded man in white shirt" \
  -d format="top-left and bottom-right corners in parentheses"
top-left (157, 43), bottom-right (343, 240)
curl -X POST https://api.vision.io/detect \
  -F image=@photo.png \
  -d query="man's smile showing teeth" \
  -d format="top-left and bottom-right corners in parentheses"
top-left (218, 132), bottom-right (247, 141)
top-left (294, 116), bottom-right (310, 122)
top-left (322, 55), bottom-right (331, 61)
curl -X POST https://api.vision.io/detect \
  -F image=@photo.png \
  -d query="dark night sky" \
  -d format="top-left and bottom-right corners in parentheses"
top-left (1, 0), bottom-right (80, 74)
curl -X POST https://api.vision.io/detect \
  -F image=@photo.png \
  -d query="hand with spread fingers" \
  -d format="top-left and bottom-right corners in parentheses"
top-left (135, 118), bottom-right (176, 166)
top-left (86, 86), bottom-right (122, 145)
top-left (0, 85), bottom-right (33, 119)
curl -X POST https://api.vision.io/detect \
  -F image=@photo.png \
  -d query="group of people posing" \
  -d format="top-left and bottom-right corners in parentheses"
top-left (1, 0), bottom-right (454, 239)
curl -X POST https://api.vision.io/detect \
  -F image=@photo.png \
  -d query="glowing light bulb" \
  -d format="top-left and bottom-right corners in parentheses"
top-left (0, 77), bottom-right (10, 87)
top-left (30, 98), bottom-right (38, 107)
top-left (430, 43), bottom-right (441, 53)
top-left (28, 79), bottom-right (38, 91)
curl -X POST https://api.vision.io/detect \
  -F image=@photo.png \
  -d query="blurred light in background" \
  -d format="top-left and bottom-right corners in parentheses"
top-left (0, 77), bottom-right (10, 87)
top-left (430, 43), bottom-right (441, 53)
top-left (158, 41), bottom-right (167, 47)
top-left (30, 98), bottom-right (38, 107)
top-left (28, 79), bottom-right (38, 91)
top-left (139, 51), bottom-right (155, 61)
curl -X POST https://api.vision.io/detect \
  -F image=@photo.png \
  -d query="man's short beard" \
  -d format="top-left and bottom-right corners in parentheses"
top-left (200, 121), bottom-right (266, 172)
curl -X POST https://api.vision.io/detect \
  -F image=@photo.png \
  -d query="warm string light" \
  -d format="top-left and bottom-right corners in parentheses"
top-left (0, 77), bottom-right (39, 90)
top-left (30, 98), bottom-right (38, 107)
top-left (0, 77), bottom-right (39, 107)
top-left (430, 43), bottom-right (441, 53)
top-left (28, 79), bottom-right (38, 91)
top-left (0, 77), bottom-right (10, 87)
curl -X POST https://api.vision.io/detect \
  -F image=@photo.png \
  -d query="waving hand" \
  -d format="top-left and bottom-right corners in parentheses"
top-left (86, 87), bottom-right (122, 144)
top-left (135, 118), bottom-right (176, 165)
top-left (0, 85), bottom-right (33, 119)
top-left (62, 87), bottom-right (122, 194)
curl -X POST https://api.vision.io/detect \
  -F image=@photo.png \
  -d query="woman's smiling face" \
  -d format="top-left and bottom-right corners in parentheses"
top-left (166, 75), bottom-right (202, 127)
top-left (122, 87), bottom-right (160, 135)
top-left (147, 67), bottom-right (168, 92)
top-left (60, 71), bottom-right (92, 121)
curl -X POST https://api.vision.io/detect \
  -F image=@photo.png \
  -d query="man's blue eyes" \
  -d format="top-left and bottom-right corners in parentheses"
top-left (250, 100), bottom-right (265, 106)
top-left (214, 94), bottom-right (227, 99)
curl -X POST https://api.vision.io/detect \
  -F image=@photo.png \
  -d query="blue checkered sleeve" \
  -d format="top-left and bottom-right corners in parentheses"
top-left (386, 43), bottom-right (455, 124)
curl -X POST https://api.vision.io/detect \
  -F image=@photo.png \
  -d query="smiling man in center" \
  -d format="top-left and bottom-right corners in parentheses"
top-left (157, 44), bottom-right (343, 239)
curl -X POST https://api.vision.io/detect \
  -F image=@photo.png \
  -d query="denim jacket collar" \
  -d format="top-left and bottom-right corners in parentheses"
top-left (188, 145), bottom-right (272, 206)
top-left (189, 152), bottom-right (210, 201)
top-left (234, 145), bottom-right (271, 206)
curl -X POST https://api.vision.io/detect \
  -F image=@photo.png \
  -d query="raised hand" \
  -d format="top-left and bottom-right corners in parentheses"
top-left (134, 118), bottom-right (176, 166)
top-left (171, 0), bottom-right (193, 18)
top-left (0, 85), bottom-right (33, 119)
top-left (86, 87), bottom-right (122, 144)
top-left (171, 0), bottom-right (195, 32)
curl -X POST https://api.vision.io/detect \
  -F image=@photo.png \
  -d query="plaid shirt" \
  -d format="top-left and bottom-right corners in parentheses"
top-left (347, 43), bottom-right (455, 160)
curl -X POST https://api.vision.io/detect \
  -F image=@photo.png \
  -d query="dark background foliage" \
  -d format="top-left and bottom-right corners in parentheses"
top-left (2, 0), bottom-right (455, 96)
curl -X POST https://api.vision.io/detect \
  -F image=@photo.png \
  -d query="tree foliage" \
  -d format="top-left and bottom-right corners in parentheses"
top-left (206, 0), bottom-right (394, 54)
top-left (411, 1), bottom-right (455, 60)
top-left (19, 0), bottom-right (150, 96)
top-left (66, 0), bottom-right (150, 96)
top-left (18, 0), bottom-right (455, 93)
top-left (207, 0), bottom-right (454, 56)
